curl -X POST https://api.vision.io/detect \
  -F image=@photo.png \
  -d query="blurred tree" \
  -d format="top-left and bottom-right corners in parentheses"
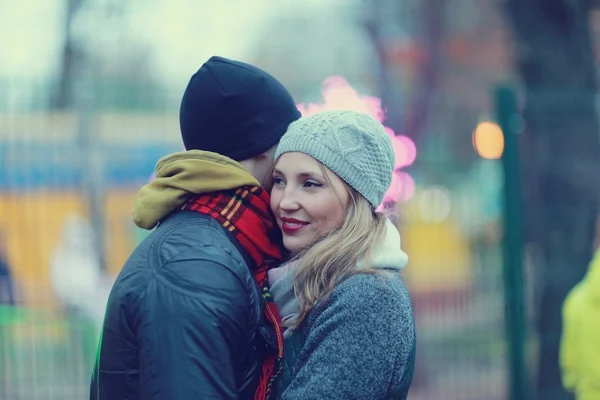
top-left (52, 0), bottom-right (85, 109)
top-left (52, 0), bottom-right (164, 272)
top-left (53, 0), bottom-right (164, 111)
top-left (505, 1), bottom-right (600, 399)
top-left (249, 4), bottom-right (375, 99)
top-left (362, 0), bottom-right (444, 140)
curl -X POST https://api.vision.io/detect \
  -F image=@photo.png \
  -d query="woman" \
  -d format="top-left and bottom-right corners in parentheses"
top-left (267, 110), bottom-right (416, 399)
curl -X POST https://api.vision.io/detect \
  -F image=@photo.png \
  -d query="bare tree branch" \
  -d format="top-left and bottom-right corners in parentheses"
top-left (51, 0), bottom-right (85, 109)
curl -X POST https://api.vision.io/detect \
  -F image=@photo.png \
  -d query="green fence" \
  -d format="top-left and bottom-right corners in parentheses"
top-left (0, 306), bottom-right (97, 399)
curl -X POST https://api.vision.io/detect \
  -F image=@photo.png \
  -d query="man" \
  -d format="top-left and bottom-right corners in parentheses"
top-left (90, 56), bottom-right (300, 400)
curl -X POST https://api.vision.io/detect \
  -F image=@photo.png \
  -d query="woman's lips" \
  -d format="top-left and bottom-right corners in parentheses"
top-left (281, 218), bottom-right (309, 234)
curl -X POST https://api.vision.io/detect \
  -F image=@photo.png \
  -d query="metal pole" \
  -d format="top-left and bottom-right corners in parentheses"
top-left (75, 58), bottom-right (107, 273)
top-left (496, 85), bottom-right (528, 400)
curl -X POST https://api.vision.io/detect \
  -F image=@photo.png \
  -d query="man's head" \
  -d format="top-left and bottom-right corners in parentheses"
top-left (179, 56), bottom-right (301, 183)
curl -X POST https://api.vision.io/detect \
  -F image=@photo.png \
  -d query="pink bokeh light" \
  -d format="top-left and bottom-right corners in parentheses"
top-left (297, 76), bottom-right (417, 208)
top-left (384, 171), bottom-right (416, 204)
top-left (392, 134), bottom-right (417, 169)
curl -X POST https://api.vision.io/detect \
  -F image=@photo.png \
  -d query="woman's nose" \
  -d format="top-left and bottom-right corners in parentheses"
top-left (278, 189), bottom-right (299, 211)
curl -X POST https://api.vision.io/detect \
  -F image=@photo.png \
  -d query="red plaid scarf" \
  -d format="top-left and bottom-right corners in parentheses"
top-left (181, 186), bottom-right (284, 400)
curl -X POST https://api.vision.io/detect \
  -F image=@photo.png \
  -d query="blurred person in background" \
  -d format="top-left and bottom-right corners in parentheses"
top-left (0, 231), bottom-right (15, 306)
top-left (50, 214), bottom-right (113, 367)
top-left (90, 56), bottom-right (300, 400)
top-left (50, 214), bottom-right (112, 332)
top-left (268, 111), bottom-right (415, 399)
top-left (560, 217), bottom-right (600, 400)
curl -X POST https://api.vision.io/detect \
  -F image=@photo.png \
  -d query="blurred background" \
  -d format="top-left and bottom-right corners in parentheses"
top-left (1, 0), bottom-right (599, 399)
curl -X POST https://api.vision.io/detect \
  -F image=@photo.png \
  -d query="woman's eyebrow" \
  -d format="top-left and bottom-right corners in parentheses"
top-left (298, 172), bottom-right (324, 180)
top-left (273, 168), bottom-right (324, 180)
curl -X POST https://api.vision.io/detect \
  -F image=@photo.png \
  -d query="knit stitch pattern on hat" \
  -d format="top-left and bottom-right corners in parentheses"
top-left (274, 110), bottom-right (396, 208)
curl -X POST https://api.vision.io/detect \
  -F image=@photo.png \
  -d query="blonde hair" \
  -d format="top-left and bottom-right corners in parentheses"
top-left (290, 185), bottom-right (389, 328)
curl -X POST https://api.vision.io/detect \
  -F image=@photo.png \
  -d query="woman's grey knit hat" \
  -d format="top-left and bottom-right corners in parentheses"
top-left (274, 110), bottom-right (395, 208)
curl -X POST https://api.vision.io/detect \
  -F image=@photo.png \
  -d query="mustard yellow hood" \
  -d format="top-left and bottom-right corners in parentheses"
top-left (132, 150), bottom-right (259, 230)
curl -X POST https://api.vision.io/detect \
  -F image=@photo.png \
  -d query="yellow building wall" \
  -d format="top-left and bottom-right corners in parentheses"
top-left (401, 221), bottom-right (472, 293)
top-left (0, 190), bottom-right (138, 308)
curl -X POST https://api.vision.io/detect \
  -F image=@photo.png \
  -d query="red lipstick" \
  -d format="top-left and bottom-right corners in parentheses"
top-left (280, 217), bottom-right (309, 234)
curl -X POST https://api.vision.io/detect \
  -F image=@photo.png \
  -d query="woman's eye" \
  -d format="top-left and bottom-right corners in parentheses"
top-left (272, 177), bottom-right (285, 186)
top-left (304, 181), bottom-right (322, 188)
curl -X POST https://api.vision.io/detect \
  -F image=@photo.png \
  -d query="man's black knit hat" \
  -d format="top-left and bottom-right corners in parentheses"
top-left (179, 56), bottom-right (301, 161)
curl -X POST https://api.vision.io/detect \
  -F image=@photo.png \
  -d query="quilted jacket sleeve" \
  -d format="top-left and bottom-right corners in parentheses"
top-left (136, 246), bottom-right (253, 399)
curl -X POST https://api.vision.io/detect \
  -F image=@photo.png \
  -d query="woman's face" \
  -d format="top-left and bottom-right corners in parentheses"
top-left (270, 152), bottom-right (349, 253)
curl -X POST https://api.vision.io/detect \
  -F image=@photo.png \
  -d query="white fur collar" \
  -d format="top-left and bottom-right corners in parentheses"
top-left (358, 219), bottom-right (409, 271)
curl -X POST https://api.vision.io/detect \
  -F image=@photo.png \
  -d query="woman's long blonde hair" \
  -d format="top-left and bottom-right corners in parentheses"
top-left (289, 183), bottom-right (389, 328)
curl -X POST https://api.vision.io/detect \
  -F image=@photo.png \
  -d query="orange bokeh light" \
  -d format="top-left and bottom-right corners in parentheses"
top-left (472, 121), bottom-right (504, 159)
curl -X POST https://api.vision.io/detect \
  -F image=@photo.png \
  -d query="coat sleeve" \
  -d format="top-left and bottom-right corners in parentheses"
top-left (136, 249), bottom-right (255, 399)
top-left (281, 275), bottom-right (415, 400)
top-left (560, 284), bottom-right (581, 392)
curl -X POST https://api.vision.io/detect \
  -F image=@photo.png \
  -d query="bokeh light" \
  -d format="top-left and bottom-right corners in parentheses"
top-left (418, 186), bottom-right (452, 222)
top-left (385, 171), bottom-right (416, 204)
top-left (299, 76), bottom-right (417, 208)
top-left (391, 133), bottom-right (417, 168)
top-left (472, 121), bottom-right (504, 160)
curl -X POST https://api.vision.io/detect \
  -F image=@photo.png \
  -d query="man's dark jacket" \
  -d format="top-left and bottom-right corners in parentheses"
top-left (90, 152), bottom-right (277, 399)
